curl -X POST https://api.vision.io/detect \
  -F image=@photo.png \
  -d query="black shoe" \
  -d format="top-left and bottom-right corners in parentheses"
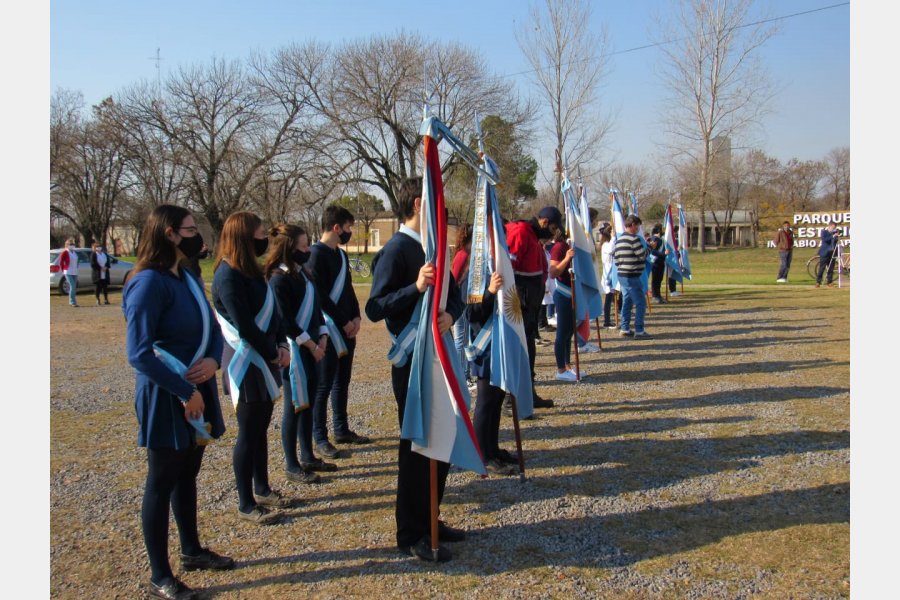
top-left (237, 505), bottom-right (281, 525)
top-left (399, 537), bottom-right (452, 562)
top-left (148, 577), bottom-right (198, 600)
top-left (301, 457), bottom-right (338, 472)
top-left (485, 457), bottom-right (518, 476)
top-left (533, 394), bottom-right (554, 409)
top-left (180, 548), bottom-right (235, 571)
top-left (104, 299), bottom-right (110, 305)
top-left (334, 430), bottom-right (372, 444)
top-left (316, 441), bottom-right (342, 459)
top-left (285, 467), bottom-right (321, 484)
top-left (495, 448), bottom-right (518, 465)
top-left (438, 521), bottom-right (467, 542)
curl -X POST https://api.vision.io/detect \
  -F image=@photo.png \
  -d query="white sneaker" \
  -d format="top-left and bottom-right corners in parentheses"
top-left (634, 331), bottom-right (651, 338)
top-left (555, 370), bottom-right (577, 382)
top-left (776, 278), bottom-right (787, 283)
top-left (578, 342), bottom-right (600, 353)
top-left (547, 316), bottom-right (558, 327)
top-left (670, 291), bottom-right (681, 297)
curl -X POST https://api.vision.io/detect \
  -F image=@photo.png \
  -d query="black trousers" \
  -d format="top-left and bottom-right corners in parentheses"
top-left (817, 250), bottom-right (837, 284)
top-left (142, 445), bottom-right (205, 583)
top-left (312, 335), bottom-right (356, 443)
top-left (234, 398), bottom-right (274, 512)
top-left (603, 292), bottom-right (616, 326)
top-left (473, 379), bottom-right (505, 461)
top-left (94, 278), bottom-right (109, 301)
top-left (650, 260), bottom-right (665, 298)
top-left (514, 274), bottom-right (543, 391)
top-left (281, 349), bottom-right (318, 468)
top-left (392, 362), bottom-right (450, 547)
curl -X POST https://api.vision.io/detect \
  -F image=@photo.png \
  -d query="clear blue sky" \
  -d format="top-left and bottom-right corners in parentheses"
top-left (50, 0), bottom-right (849, 169)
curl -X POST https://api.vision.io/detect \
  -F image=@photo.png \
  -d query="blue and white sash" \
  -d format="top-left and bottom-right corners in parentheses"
top-left (464, 315), bottom-right (493, 362)
top-left (281, 264), bottom-right (314, 412)
top-left (387, 295), bottom-right (422, 368)
top-left (322, 249), bottom-right (349, 357)
top-left (215, 285), bottom-right (281, 408)
top-left (152, 272), bottom-right (212, 442)
top-left (555, 281), bottom-right (573, 298)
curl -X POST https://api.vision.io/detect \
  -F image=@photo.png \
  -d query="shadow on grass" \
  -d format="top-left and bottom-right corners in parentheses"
top-left (199, 483), bottom-right (847, 593)
top-left (599, 359), bottom-right (845, 385)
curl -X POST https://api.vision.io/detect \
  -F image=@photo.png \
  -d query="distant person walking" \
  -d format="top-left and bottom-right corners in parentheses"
top-left (775, 222), bottom-right (794, 283)
top-left (91, 242), bottom-right (112, 305)
top-left (815, 220), bottom-right (842, 287)
top-left (60, 239), bottom-right (80, 307)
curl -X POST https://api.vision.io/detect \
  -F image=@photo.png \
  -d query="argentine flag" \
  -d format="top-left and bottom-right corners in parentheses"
top-left (563, 178), bottom-right (603, 320)
top-left (678, 204), bottom-right (693, 280)
top-left (608, 189), bottom-right (627, 291)
top-left (628, 191), bottom-right (653, 294)
top-left (479, 156), bottom-right (534, 419)
top-left (663, 203), bottom-right (684, 282)
top-left (402, 118), bottom-right (486, 475)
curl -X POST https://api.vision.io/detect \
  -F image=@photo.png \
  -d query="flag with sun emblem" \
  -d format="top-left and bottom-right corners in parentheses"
top-left (562, 176), bottom-right (603, 320)
top-left (469, 154), bottom-right (534, 419)
top-left (401, 116), bottom-right (486, 475)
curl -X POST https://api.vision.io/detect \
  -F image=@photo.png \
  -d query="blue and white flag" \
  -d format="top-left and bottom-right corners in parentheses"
top-left (401, 119), bottom-right (486, 475)
top-left (468, 155), bottom-right (534, 419)
top-left (608, 189), bottom-right (626, 291)
top-left (677, 204), bottom-right (693, 280)
top-left (562, 177), bottom-right (603, 319)
top-left (663, 204), bottom-right (683, 282)
top-left (628, 191), bottom-right (653, 294)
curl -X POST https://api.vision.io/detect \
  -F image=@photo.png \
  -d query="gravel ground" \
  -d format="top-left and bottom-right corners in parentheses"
top-left (50, 283), bottom-right (849, 599)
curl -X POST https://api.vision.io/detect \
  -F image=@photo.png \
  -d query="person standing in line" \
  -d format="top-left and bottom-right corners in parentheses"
top-left (775, 221), bottom-right (794, 283)
top-left (614, 215), bottom-right (650, 338)
top-left (598, 225), bottom-right (617, 328)
top-left (60, 238), bottom-right (80, 307)
top-left (815, 220), bottom-right (842, 287)
top-left (122, 204), bottom-right (234, 600)
top-left (212, 211), bottom-right (294, 525)
top-left (668, 225), bottom-right (681, 297)
top-left (91, 242), bottom-right (112, 305)
top-left (648, 225), bottom-right (667, 304)
top-left (545, 207), bottom-right (579, 381)
top-left (265, 224), bottom-right (333, 485)
top-left (505, 214), bottom-right (555, 408)
top-left (307, 205), bottom-right (371, 460)
top-left (451, 225), bottom-right (473, 383)
top-left (365, 177), bottom-right (467, 562)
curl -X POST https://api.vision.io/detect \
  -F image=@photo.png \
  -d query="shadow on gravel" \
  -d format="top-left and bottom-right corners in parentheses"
top-left (447, 429), bottom-right (848, 508)
top-left (602, 360), bottom-right (844, 385)
top-left (197, 483), bottom-right (848, 592)
top-left (550, 385), bottom-right (850, 417)
top-left (613, 335), bottom-right (822, 352)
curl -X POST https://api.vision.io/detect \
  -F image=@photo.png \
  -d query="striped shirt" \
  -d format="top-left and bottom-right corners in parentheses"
top-left (613, 233), bottom-right (647, 277)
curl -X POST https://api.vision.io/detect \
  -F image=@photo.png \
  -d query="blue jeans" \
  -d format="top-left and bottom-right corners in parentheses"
top-left (778, 250), bottom-right (792, 280)
top-left (552, 289), bottom-right (574, 370)
top-left (65, 274), bottom-right (78, 305)
top-left (619, 276), bottom-right (646, 333)
top-left (452, 277), bottom-right (470, 379)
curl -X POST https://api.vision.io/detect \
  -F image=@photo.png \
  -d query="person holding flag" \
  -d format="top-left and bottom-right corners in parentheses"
top-left (662, 204), bottom-right (685, 293)
top-left (648, 224), bottom-right (667, 304)
top-left (366, 176), bottom-right (469, 563)
top-left (543, 206), bottom-right (579, 381)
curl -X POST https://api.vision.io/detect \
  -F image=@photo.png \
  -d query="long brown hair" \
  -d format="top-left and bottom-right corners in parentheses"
top-left (214, 211), bottom-right (264, 279)
top-left (132, 204), bottom-right (192, 277)
top-left (263, 224), bottom-right (306, 280)
top-left (453, 224), bottom-right (473, 254)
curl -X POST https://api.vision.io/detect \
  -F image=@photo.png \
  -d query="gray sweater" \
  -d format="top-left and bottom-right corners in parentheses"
top-left (613, 233), bottom-right (647, 277)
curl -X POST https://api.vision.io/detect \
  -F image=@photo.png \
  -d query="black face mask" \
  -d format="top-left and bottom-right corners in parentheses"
top-left (178, 233), bottom-right (204, 260)
top-left (339, 230), bottom-right (352, 245)
top-left (253, 237), bottom-right (269, 257)
top-left (291, 250), bottom-right (310, 265)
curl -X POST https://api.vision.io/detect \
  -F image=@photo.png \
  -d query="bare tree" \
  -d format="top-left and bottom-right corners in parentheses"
top-left (743, 148), bottom-right (781, 245)
top-left (823, 146), bottom-right (850, 210)
top-left (50, 89), bottom-right (85, 193)
top-left (657, 0), bottom-right (777, 251)
top-left (775, 158), bottom-right (823, 213)
top-left (516, 0), bottom-right (612, 206)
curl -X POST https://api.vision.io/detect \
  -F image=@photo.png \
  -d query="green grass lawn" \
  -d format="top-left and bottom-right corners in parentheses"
top-left (118, 246), bottom-right (845, 287)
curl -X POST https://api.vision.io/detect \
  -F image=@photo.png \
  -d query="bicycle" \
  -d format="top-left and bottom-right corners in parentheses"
top-left (348, 255), bottom-right (371, 278)
top-left (806, 249), bottom-right (850, 280)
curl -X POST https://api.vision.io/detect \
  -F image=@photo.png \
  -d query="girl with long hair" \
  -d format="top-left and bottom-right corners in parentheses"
top-left (264, 224), bottom-right (333, 483)
top-left (212, 211), bottom-right (293, 525)
top-left (122, 204), bottom-right (233, 600)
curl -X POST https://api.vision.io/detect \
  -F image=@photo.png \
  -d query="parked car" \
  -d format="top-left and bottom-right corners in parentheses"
top-left (50, 248), bottom-right (134, 295)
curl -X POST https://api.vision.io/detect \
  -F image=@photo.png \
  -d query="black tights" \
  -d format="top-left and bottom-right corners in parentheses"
top-left (234, 400), bottom-right (274, 512)
top-left (281, 353), bottom-right (318, 468)
top-left (95, 280), bottom-right (109, 302)
top-left (142, 446), bottom-right (205, 584)
top-left (473, 379), bottom-right (505, 461)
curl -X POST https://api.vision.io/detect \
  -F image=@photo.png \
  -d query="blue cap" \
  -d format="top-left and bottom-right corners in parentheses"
top-left (538, 206), bottom-right (563, 227)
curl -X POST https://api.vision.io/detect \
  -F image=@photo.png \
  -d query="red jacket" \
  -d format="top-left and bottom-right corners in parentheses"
top-left (59, 249), bottom-right (71, 271)
top-left (505, 221), bottom-right (544, 276)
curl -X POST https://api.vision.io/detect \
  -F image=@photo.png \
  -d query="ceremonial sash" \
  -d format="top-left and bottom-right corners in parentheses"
top-left (387, 295), bottom-right (422, 368)
top-left (464, 315), bottom-right (492, 362)
top-left (281, 265), bottom-right (314, 412)
top-left (322, 249), bottom-right (349, 357)
top-left (215, 285), bottom-right (281, 408)
top-left (555, 281), bottom-right (573, 298)
top-left (152, 272), bottom-right (212, 442)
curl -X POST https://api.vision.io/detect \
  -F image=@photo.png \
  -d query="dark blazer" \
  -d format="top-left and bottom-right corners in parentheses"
top-left (90, 251), bottom-right (112, 283)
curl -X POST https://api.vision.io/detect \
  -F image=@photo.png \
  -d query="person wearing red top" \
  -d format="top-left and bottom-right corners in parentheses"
top-left (504, 215), bottom-right (555, 409)
top-left (451, 226), bottom-right (473, 381)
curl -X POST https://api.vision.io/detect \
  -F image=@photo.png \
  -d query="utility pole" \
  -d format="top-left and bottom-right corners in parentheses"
top-left (148, 47), bottom-right (163, 97)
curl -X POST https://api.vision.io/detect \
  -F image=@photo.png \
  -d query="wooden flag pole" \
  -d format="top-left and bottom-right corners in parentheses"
top-left (595, 318), bottom-right (603, 351)
top-left (508, 394), bottom-right (527, 482)
top-left (614, 290), bottom-right (620, 328)
top-left (664, 267), bottom-right (669, 302)
top-left (569, 267), bottom-right (581, 382)
top-left (430, 459), bottom-right (440, 559)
